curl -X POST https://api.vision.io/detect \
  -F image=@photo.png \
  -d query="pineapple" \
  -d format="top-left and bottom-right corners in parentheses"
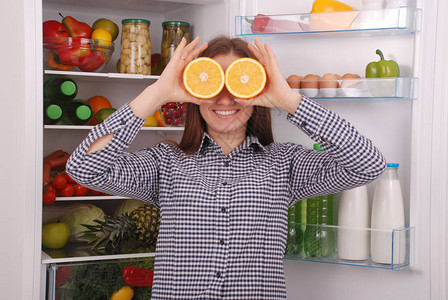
top-left (82, 203), bottom-right (160, 253)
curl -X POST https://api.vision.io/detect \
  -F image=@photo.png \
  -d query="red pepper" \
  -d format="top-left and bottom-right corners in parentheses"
top-left (57, 46), bottom-right (93, 66)
top-left (78, 50), bottom-right (106, 72)
top-left (122, 266), bottom-right (154, 287)
top-left (247, 14), bottom-right (302, 34)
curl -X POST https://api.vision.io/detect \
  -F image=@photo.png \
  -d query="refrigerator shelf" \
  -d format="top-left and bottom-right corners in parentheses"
top-left (44, 69), bottom-right (160, 83)
top-left (54, 195), bottom-right (128, 201)
top-left (284, 223), bottom-right (414, 271)
top-left (291, 76), bottom-right (418, 99)
top-left (236, 7), bottom-right (421, 39)
top-left (44, 124), bottom-right (184, 131)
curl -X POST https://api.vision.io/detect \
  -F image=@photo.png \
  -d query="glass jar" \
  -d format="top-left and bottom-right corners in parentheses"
top-left (160, 21), bottom-right (190, 72)
top-left (120, 19), bottom-right (151, 75)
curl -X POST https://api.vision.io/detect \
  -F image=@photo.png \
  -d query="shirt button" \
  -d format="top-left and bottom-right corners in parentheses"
top-left (222, 182), bottom-right (227, 186)
top-left (216, 272), bottom-right (221, 278)
top-left (120, 119), bottom-right (126, 125)
top-left (224, 161), bottom-right (230, 167)
top-left (301, 121), bottom-right (307, 127)
top-left (221, 207), bottom-right (226, 213)
top-left (220, 239), bottom-right (225, 245)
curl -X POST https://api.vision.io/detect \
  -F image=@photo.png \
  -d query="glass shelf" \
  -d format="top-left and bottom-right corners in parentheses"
top-left (44, 69), bottom-right (159, 83)
top-left (284, 223), bottom-right (414, 271)
top-left (44, 124), bottom-right (184, 131)
top-left (235, 7), bottom-right (421, 39)
top-left (290, 76), bottom-right (417, 99)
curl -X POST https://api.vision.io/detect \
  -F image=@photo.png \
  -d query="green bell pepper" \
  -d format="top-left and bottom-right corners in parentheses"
top-left (365, 49), bottom-right (400, 78)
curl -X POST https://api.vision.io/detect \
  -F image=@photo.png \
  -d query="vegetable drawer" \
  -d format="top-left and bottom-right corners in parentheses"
top-left (47, 257), bottom-right (154, 300)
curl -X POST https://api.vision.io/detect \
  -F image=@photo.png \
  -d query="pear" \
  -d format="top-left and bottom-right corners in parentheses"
top-left (59, 13), bottom-right (92, 38)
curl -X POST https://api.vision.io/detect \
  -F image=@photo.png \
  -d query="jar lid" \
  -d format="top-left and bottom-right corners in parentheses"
top-left (60, 81), bottom-right (77, 96)
top-left (387, 163), bottom-right (399, 168)
top-left (162, 21), bottom-right (190, 27)
top-left (46, 104), bottom-right (62, 120)
top-left (76, 105), bottom-right (92, 120)
top-left (122, 19), bottom-right (150, 24)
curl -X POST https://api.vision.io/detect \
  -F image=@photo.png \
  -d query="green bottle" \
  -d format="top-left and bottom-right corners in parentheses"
top-left (43, 99), bottom-right (63, 125)
top-left (43, 75), bottom-right (78, 104)
top-left (303, 143), bottom-right (336, 258)
top-left (61, 99), bottom-right (93, 125)
top-left (286, 205), bottom-right (302, 256)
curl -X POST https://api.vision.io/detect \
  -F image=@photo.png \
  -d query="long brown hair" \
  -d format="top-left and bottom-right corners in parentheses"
top-left (177, 36), bottom-right (274, 154)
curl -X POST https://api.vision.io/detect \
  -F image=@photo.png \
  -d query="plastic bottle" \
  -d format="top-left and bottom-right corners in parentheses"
top-left (371, 163), bottom-right (406, 264)
top-left (61, 99), bottom-right (93, 125)
top-left (338, 185), bottom-right (370, 260)
top-left (43, 99), bottom-right (63, 125)
top-left (286, 200), bottom-right (306, 256)
top-left (303, 143), bottom-right (336, 257)
top-left (43, 75), bottom-right (78, 104)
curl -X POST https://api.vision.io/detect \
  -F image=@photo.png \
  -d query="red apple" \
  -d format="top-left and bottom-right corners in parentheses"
top-left (43, 20), bottom-right (68, 49)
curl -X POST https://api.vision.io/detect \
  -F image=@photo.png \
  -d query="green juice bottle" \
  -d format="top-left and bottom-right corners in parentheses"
top-left (43, 99), bottom-right (63, 125)
top-left (303, 144), bottom-right (336, 258)
top-left (61, 99), bottom-right (93, 125)
top-left (43, 75), bottom-right (78, 104)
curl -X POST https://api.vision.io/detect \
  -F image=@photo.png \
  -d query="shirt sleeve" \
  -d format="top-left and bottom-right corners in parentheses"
top-left (285, 96), bottom-right (386, 204)
top-left (66, 103), bottom-right (162, 205)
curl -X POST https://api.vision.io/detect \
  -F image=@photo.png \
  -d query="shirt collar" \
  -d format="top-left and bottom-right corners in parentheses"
top-left (197, 132), bottom-right (266, 155)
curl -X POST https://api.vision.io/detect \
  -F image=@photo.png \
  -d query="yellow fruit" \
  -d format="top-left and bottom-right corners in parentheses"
top-left (111, 286), bottom-right (134, 300)
top-left (91, 28), bottom-right (112, 47)
top-left (311, 0), bottom-right (354, 13)
top-left (225, 58), bottom-right (266, 99)
top-left (183, 57), bottom-right (225, 99)
top-left (153, 110), bottom-right (165, 127)
top-left (92, 18), bottom-right (119, 41)
top-left (143, 115), bottom-right (159, 127)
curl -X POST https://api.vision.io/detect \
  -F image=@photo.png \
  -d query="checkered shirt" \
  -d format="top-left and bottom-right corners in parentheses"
top-left (67, 96), bottom-right (386, 299)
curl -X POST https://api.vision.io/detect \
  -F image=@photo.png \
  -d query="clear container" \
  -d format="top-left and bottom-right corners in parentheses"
top-left (161, 21), bottom-right (190, 72)
top-left (120, 19), bottom-right (151, 75)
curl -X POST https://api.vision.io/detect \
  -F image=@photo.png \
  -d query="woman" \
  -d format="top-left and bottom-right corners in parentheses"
top-left (67, 36), bottom-right (386, 299)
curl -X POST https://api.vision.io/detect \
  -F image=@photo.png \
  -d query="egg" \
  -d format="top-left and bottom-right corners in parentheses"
top-left (286, 75), bottom-right (302, 89)
top-left (319, 73), bottom-right (339, 89)
top-left (301, 74), bottom-right (320, 89)
top-left (341, 73), bottom-right (362, 89)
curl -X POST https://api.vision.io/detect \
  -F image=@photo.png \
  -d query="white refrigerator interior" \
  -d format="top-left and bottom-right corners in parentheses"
top-left (2, 0), bottom-right (448, 299)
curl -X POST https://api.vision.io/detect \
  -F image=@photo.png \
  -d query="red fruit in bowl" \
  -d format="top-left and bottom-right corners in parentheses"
top-left (43, 20), bottom-right (68, 49)
top-left (78, 50), bottom-right (106, 72)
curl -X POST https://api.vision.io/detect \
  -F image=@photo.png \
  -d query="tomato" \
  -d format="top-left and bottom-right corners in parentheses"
top-left (59, 184), bottom-right (74, 197)
top-left (89, 189), bottom-right (102, 196)
top-left (53, 175), bottom-right (67, 189)
top-left (46, 184), bottom-right (56, 193)
top-left (43, 190), bottom-right (56, 205)
top-left (74, 183), bottom-right (89, 196)
top-left (64, 171), bottom-right (77, 183)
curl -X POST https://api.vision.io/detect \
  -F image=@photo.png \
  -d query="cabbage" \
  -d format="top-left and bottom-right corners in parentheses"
top-left (43, 203), bottom-right (105, 242)
top-left (114, 199), bottom-right (146, 217)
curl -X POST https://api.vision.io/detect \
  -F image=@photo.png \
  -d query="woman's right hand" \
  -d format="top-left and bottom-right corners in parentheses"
top-left (130, 37), bottom-right (208, 120)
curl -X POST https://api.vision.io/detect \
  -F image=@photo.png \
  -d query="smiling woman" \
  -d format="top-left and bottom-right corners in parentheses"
top-left (66, 35), bottom-right (386, 300)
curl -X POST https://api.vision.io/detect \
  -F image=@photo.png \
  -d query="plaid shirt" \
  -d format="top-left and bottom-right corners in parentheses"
top-left (67, 96), bottom-right (385, 299)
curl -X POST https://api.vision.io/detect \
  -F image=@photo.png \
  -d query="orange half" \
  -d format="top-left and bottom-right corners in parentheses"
top-left (225, 57), bottom-right (266, 99)
top-left (183, 57), bottom-right (225, 99)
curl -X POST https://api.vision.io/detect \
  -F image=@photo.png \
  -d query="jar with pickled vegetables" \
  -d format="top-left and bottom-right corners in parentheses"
top-left (161, 21), bottom-right (190, 72)
top-left (120, 19), bottom-right (151, 75)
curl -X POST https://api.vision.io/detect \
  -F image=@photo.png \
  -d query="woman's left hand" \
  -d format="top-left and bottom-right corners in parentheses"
top-left (246, 39), bottom-right (302, 114)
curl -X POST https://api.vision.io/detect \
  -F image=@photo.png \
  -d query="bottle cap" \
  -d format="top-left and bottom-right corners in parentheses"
top-left (387, 163), bottom-right (399, 168)
top-left (60, 81), bottom-right (77, 96)
top-left (313, 143), bottom-right (324, 151)
top-left (76, 105), bottom-right (92, 120)
top-left (46, 104), bottom-right (62, 120)
top-left (162, 21), bottom-right (190, 27)
top-left (122, 19), bottom-right (150, 24)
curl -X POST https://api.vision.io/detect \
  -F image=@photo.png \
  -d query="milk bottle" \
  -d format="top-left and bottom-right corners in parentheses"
top-left (338, 185), bottom-right (370, 260)
top-left (371, 163), bottom-right (406, 264)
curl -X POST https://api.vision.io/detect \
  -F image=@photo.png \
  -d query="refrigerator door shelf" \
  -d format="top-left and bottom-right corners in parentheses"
top-left (284, 223), bottom-right (415, 271)
top-left (235, 7), bottom-right (421, 39)
top-left (291, 77), bottom-right (418, 100)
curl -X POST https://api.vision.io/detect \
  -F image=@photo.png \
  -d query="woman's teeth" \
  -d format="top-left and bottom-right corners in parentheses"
top-left (214, 110), bottom-right (237, 116)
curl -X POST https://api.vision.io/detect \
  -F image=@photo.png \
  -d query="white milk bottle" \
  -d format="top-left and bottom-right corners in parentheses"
top-left (338, 185), bottom-right (370, 260)
top-left (371, 163), bottom-right (406, 264)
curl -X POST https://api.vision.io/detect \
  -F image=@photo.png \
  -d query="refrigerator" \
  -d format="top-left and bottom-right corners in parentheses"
top-left (1, 0), bottom-right (447, 299)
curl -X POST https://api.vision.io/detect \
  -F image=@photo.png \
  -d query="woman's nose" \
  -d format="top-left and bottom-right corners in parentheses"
top-left (214, 88), bottom-right (236, 104)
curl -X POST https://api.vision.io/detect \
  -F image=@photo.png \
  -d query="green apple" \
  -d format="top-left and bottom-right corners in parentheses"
top-left (42, 222), bottom-right (70, 249)
top-left (92, 18), bottom-right (119, 41)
